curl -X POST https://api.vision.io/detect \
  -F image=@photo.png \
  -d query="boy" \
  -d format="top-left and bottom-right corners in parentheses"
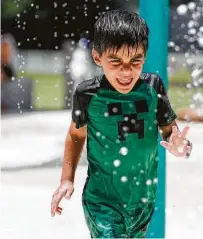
top-left (51, 10), bottom-right (192, 238)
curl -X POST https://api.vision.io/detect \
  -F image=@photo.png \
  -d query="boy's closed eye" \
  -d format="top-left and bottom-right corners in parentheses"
top-left (109, 58), bottom-right (121, 65)
top-left (108, 55), bottom-right (144, 65)
top-left (130, 58), bottom-right (144, 64)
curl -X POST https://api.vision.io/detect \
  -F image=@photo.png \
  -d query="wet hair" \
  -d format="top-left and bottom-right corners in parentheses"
top-left (93, 10), bottom-right (149, 56)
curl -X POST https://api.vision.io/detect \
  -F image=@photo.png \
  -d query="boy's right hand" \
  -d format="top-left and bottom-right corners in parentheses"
top-left (51, 180), bottom-right (74, 217)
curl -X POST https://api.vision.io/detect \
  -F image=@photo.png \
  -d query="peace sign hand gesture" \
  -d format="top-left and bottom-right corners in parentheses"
top-left (160, 125), bottom-right (192, 158)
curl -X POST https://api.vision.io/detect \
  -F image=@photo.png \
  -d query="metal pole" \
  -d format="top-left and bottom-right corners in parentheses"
top-left (139, 0), bottom-right (169, 238)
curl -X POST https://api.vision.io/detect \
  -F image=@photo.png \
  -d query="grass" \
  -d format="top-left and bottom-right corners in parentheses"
top-left (17, 69), bottom-right (198, 110)
top-left (169, 68), bottom-right (192, 84)
top-left (18, 73), bottom-right (65, 110)
top-left (168, 86), bottom-right (195, 111)
top-left (168, 68), bottom-right (202, 111)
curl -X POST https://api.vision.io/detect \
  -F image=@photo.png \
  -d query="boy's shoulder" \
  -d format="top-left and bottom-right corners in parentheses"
top-left (140, 73), bottom-right (165, 93)
top-left (140, 72), bottom-right (162, 84)
top-left (75, 75), bottom-right (102, 94)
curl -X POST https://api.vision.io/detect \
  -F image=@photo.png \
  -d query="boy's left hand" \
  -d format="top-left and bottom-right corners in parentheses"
top-left (160, 125), bottom-right (192, 158)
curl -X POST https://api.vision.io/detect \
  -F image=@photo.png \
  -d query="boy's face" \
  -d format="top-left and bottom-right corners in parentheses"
top-left (92, 45), bottom-right (145, 94)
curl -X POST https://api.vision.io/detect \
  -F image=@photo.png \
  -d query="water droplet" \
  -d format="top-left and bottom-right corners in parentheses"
top-left (62, 3), bottom-right (67, 7)
top-left (188, 2), bottom-right (196, 10)
top-left (198, 37), bottom-right (203, 47)
top-left (188, 20), bottom-right (195, 29)
top-left (112, 107), bottom-right (118, 113)
top-left (177, 4), bottom-right (188, 15)
top-left (141, 198), bottom-right (148, 203)
top-left (75, 110), bottom-right (81, 116)
top-left (188, 28), bottom-right (196, 35)
top-left (113, 170), bottom-right (117, 175)
top-left (113, 160), bottom-right (121, 167)
top-left (122, 126), bottom-right (129, 132)
top-left (177, 146), bottom-right (184, 153)
top-left (153, 178), bottom-right (158, 184)
top-left (146, 179), bottom-right (152, 185)
top-left (168, 41), bottom-right (175, 47)
top-left (131, 119), bottom-right (136, 124)
top-left (175, 46), bottom-right (180, 51)
top-left (119, 147), bottom-right (128, 156)
top-left (121, 176), bottom-right (128, 182)
top-left (186, 83), bottom-right (192, 89)
top-left (154, 120), bottom-right (158, 125)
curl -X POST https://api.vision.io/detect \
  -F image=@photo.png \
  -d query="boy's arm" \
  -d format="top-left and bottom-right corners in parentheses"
top-left (159, 120), bottom-right (192, 158)
top-left (51, 83), bottom-right (89, 217)
top-left (60, 120), bottom-right (87, 183)
top-left (154, 74), bottom-right (192, 158)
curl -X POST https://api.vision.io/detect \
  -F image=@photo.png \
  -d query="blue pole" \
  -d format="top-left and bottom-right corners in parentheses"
top-left (139, 1), bottom-right (169, 238)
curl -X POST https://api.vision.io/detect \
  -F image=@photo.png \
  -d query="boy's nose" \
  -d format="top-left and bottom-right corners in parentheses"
top-left (120, 64), bottom-right (132, 74)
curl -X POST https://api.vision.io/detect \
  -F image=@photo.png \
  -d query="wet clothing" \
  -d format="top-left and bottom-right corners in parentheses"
top-left (72, 73), bottom-right (176, 238)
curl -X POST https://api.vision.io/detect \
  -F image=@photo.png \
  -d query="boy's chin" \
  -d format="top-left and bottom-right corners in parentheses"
top-left (114, 82), bottom-right (135, 94)
top-left (115, 86), bottom-right (134, 94)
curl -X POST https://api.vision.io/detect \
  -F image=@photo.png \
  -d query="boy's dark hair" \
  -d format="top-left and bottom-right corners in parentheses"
top-left (93, 10), bottom-right (149, 56)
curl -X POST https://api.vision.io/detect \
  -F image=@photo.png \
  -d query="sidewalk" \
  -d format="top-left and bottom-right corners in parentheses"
top-left (1, 111), bottom-right (87, 170)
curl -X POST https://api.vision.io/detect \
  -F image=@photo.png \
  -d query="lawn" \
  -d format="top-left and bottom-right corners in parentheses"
top-left (169, 68), bottom-right (191, 84)
top-left (168, 86), bottom-right (195, 111)
top-left (18, 73), bottom-right (65, 110)
top-left (18, 69), bottom-right (198, 111)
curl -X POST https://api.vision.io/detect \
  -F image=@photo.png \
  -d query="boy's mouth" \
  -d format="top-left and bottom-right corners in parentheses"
top-left (116, 78), bottom-right (133, 87)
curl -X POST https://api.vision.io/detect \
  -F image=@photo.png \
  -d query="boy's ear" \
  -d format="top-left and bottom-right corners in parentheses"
top-left (92, 49), bottom-right (102, 66)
